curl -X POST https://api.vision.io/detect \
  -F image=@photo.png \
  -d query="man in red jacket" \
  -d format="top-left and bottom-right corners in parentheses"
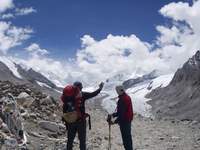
top-left (107, 85), bottom-right (133, 150)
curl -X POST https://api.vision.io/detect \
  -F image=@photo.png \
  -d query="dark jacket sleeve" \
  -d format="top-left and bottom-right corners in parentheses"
top-left (82, 88), bottom-right (101, 100)
top-left (113, 98), bottom-right (126, 123)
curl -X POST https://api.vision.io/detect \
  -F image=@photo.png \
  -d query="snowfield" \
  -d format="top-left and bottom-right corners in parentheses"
top-left (102, 74), bottom-right (174, 117)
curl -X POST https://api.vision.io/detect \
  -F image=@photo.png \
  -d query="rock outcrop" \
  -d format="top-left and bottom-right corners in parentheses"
top-left (147, 50), bottom-right (200, 121)
top-left (0, 81), bottom-right (63, 149)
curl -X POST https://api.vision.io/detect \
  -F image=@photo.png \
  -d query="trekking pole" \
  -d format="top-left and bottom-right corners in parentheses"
top-left (108, 122), bottom-right (111, 150)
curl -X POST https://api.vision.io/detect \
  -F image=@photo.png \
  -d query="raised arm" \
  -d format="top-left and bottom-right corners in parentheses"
top-left (82, 82), bottom-right (104, 100)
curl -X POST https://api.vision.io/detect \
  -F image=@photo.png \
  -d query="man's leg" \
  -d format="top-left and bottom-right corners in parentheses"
top-left (67, 123), bottom-right (77, 150)
top-left (77, 120), bottom-right (86, 150)
top-left (120, 123), bottom-right (133, 150)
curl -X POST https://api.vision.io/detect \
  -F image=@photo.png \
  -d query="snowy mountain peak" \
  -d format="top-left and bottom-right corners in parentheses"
top-left (194, 50), bottom-right (200, 61)
top-left (0, 56), bottom-right (22, 79)
top-left (188, 50), bottom-right (200, 68)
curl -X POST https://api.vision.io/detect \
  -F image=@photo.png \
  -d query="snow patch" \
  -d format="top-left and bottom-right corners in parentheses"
top-left (36, 81), bottom-right (52, 89)
top-left (0, 56), bottom-right (22, 79)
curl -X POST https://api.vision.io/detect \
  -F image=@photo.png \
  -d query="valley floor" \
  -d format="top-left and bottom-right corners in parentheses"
top-left (26, 108), bottom-right (200, 150)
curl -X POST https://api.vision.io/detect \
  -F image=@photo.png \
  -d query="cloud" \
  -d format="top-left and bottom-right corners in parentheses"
top-left (0, 0), bottom-right (14, 13)
top-left (75, 34), bottom-right (168, 83)
top-left (160, 1), bottom-right (200, 33)
top-left (15, 7), bottom-right (37, 16)
top-left (0, 21), bottom-right (33, 54)
top-left (15, 53), bottom-right (80, 87)
top-left (156, 0), bottom-right (200, 71)
top-left (3, 0), bottom-right (200, 87)
top-left (66, 0), bottom-right (200, 84)
top-left (1, 13), bottom-right (14, 19)
top-left (1, 7), bottom-right (36, 19)
top-left (16, 0), bottom-right (200, 86)
top-left (25, 43), bottom-right (49, 57)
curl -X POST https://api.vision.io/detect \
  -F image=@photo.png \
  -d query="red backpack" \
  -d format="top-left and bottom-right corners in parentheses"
top-left (61, 85), bottom-right (82, 123)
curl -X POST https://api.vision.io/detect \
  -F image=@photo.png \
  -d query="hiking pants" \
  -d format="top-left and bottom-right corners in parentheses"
top-left (119, 122), bottom-right (133, 150)
top-left (66, 120), bottom-right (86, 150)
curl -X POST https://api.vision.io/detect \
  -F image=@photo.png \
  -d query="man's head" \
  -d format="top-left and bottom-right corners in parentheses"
top-left (115, 85), bottom-right (125, 96)
top-left (73, 81), bottom-right (83, 90)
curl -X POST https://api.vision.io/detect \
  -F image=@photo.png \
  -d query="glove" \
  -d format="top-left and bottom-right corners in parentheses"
top-left (107, 115), bottom-right (111, 123)
top-left (107, 115), bottom-right (114, 125)
top-left (99, 82), bottom-right (104, 90)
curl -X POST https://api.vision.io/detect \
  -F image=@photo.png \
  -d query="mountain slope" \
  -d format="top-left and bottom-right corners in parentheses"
top-left (16, 64), bottom-right (57, 89)
top-left (147, 51), bottom-right (200, 121)
top-left (0, 57), bottom-right (61, 99)
top-left (0, 61), bottom-right (23, 83)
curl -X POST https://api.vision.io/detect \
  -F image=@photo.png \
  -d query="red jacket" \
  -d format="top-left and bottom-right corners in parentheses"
top-left (114, 93), bottom-right (134, 123)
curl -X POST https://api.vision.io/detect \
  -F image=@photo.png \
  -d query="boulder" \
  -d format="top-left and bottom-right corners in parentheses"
top-left (16, 92), bottom-right (35, 108)
top-left (40, 96), bottom-right (54, 106)
top-left (38, 121), bottom-right (65, 133)
top-left (4, 137), bottom-right (18, 148)
top-left (1, 123), bottom-right (10, 134)
top-left (17, 92), bottom-right (30, 99)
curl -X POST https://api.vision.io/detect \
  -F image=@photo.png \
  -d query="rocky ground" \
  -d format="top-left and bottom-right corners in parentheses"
top-left (57, 109), bottom-right (200, 150)
top-left (29, 108), bottom-right (200, 150)
top-left (21, 106), bottom-right (200, 150)
top-left (0, 80), bottom-right (200, 150)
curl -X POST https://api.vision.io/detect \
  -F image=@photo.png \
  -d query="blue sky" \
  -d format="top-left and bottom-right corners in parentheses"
top-left (1, 0), bottom-right (199, 85)
top-left (9, 0), bottom-right (191, 60)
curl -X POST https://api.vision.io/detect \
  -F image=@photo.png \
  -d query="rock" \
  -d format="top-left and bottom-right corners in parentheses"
top-left (1, 123), bottom-right (10, 134)
top-left (38, 121), bottom-right (64, 133)
top-left (16, 92), bottom-right (35, 108)
top-left (0, 118), bottom-right (3, 127)
top-left (29, 113), bottom-right (37, 120)
top-left (4, 137), bottom-right (18, 148)
top-left (159, 137), bottom-right (165, 140)
top-left (40, 96), bottom-right (55, 106)
top-left (190, 120), bottom-right (199, 126)
top-left (19, 107), bottom-right (26, 114)
top-left (28, 131), bottom-right (45, 138)
top-left (104, 136), bottom-right (108, 140)
top-left (17, 92), bottom-right (30, 99)
top-left (47, 133), bottom-right (58, 138)
top-left (171, 136), bottom-right (181, 141)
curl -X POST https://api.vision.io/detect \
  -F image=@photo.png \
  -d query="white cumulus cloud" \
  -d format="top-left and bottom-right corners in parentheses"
top-left (15, 7), bottom-right (37, 16)
top-left (76, 34), bottom-right (168, 83)
top-left (156, 0), bottom-right (200, 71)
top-left (25, 43), bottom-right (49, 57)
top-left (0, 0), bottom-right (14, 13)
top-left (1, 13), bottom-right (14, 19)
top-left (0, 21), bottom-right (33, 54)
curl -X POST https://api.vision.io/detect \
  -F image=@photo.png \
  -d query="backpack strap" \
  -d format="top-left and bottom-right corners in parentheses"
top-left (83, 113), bottom-right (91, 130)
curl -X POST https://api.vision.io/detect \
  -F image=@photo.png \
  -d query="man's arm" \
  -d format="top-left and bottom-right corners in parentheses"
top-left (82, 82), bottom-right (104, 100)
top-left (113, 98), bottom-right (126, 123)
top-left (82, 88), bottom-right (101, 100)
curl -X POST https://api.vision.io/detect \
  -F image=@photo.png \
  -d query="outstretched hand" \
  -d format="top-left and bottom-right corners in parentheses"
top-left (99, 82), bottom-right (104, 90)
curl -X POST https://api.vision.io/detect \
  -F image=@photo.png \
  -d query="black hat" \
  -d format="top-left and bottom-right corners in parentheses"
top-left (73, 81), bottom-right (83, 90)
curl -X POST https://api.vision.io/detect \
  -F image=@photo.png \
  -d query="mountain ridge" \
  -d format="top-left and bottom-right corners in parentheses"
top-left (147, 50), bottom-right (200, 121)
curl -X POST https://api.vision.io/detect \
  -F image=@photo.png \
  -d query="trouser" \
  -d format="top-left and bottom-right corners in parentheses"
top-left (119, 122), bottom-right (133, 150)
top-left (66, 120), bottom-right (86, 150)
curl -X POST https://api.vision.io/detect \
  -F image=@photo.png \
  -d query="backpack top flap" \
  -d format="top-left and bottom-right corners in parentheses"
top-left (62, 85), bottom-right (81, 113)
